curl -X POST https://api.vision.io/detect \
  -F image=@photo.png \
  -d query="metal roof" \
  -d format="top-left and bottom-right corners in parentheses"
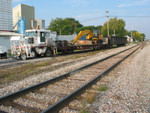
top-left (0, 32), bottom-right (22, 37)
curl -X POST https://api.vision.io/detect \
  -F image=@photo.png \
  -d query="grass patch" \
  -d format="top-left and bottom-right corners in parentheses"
top-left (74, 50), bottom-right (82, 52)
top-left (86, 93), bottom-right (96, 103)
top-left (112, 44), bottom-right (117, 47)
top-left (72, 55), bottom-right (82, 59)
top-left (83, 90), bottom-right (97, 104)
top-left (80, 100), bottom-right (91, 113)
top-left (0, 60), bottom-right (55, 86)
top-left (98, 85), bottom-right (109, 91)
top-left (69, 51), bottom-right (100, 59)
top-left (131, 41), bottom-right (141, 44)
top-left (80, 109), bottom-right (91, 113)
top-left (61, 50), bottom-right (101, 61)
top-left (80, 91), bottom-right (97, 113)
top-left (114, 95), bottom-right (122, 100)
top-left (0, 49), bottom-right (105, 87)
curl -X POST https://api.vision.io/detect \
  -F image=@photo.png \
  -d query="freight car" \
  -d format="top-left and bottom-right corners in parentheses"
top-left (10, 29), bottom-right (127, 60)
top-left (56, 36), bottom-right (127, 53)
top-left (109, 36), bottom-right (127, 47)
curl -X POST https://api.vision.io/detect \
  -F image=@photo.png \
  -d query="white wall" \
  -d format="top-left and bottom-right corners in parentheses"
top-left (0, 36), bottom-right (10, 53)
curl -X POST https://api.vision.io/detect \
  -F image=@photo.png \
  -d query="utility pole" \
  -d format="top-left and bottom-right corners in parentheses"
top-left (60, 29), bottom-right (61, 35)
top-left (113, 29), bottom-right (116, 36)
top-left (106, 11), bottom-right (110, 37)
top-left (131, 26), bottom-right (133, 42)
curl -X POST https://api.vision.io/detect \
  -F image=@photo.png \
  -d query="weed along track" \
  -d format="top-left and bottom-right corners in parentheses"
top-left (0, 44), bottom-right (144, 113)
top-left (0, 48), bottom-right (107, 69)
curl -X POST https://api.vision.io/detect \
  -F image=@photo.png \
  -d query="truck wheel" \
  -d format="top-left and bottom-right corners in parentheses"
top-left (12, 55), bottom-right (16, 60)
top-left (20, 53), bottom-right (27, 60)
top-left (45, 50), bottom-right (53, 57)
top-left (31, 51), bottom-right (37, 58)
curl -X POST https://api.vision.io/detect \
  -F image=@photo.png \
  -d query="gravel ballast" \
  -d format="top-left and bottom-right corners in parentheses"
top-left (1, 44), bottom-right (145, 113)
top-left (91, 43), bottom-right (150, 113)
top-left (0, 44), bottom-right (136, 98)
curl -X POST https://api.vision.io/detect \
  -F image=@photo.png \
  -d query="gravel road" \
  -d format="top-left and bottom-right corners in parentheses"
top-left (91, 43), bottom-right (150, 113)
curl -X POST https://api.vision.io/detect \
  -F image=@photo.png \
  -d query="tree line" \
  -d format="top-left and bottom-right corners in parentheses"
top-left (48, 17), bottom-right (145, 41)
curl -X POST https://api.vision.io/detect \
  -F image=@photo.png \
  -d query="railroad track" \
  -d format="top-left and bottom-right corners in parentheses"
top-left (0, 44), bottom-right (144, 113)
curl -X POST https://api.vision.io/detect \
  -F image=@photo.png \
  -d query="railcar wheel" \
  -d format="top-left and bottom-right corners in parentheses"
top-left (98, 47), bottom-right (101, 50)
top-left (12, 55), bottom-right (17, 60)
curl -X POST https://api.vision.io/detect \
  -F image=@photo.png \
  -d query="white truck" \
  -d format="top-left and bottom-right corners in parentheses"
top-left (10, 29), bottom-right (57, 60)
top-left (0, 46), bottom-right (7, 59)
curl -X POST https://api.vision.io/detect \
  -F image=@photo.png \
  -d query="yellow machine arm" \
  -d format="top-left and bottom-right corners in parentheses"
top-left (72, 30), bottom-right (93, 45)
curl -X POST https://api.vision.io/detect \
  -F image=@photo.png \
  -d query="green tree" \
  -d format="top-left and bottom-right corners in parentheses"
top-left (141, 33), bottom-right (146, 41)
top-left (126, 30), bottom-right (145, 41)
top-left (133, 32), bottom-right (145, 41)
top-left (101, 17), bottom-right (127, 37)
top-left (75, 25), bottom-right (102, 34)
top-left (76, 26), bottom-right (96, 33)
top-left (48, 18), bottom-right (83, 35)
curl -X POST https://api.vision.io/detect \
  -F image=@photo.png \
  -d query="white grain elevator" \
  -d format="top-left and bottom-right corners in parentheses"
top-left (0, 0), bottom-right (13, 31)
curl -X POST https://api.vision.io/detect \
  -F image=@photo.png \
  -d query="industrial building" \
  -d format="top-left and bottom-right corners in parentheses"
top-left (0, 0), bottom-right (14, 58)
top-left (31, 19), bottom-right (45, 29)
top-left (0, 0), bottom-right (13, 31)
top-left (13, 4), bottom-right (35, 30)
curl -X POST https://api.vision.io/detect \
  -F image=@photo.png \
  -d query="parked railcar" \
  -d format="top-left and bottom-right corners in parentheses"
top-left (109, 36), bottom-right (127, 46)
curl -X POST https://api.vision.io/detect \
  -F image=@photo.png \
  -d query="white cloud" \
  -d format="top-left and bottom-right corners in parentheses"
top-left (12, 0), bottom-right (26, 3)
top-left (118, 0), bottom-right (150, 7)
top-left (63, 0), bottom-right (89, 7)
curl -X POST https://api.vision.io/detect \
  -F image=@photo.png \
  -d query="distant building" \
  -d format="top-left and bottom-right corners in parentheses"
top-left (31, 19), bottom-right (45, 29)
top-left (31, 20), bottom-right (37, 29)
top-left (125, 35), bottom-right (133, 42)
top-left (35, 19), bottom-right (45, 29)
top-left (0, 0), bottom-right (13, 31)
top-left (0, 31), bottom-right (21, 57)
top-left (13, 4), bottom-right (35, 30)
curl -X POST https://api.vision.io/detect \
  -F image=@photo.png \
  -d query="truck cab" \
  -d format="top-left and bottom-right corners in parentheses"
top-left (25, 29), bottom-right (57, 46)
top-left (11, 29), bottom-right (58, 60)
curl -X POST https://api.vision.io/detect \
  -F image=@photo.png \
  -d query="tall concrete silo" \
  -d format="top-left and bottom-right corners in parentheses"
top-left (0, 0), bottom-right (13, 31)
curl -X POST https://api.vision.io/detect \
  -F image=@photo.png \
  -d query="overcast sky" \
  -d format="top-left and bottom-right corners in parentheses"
top-left (12, 0), bottom-right (150, 39)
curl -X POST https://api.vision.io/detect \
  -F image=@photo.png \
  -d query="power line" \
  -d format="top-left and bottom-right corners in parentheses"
top-left (110, 15), bottom-right (150, 18)
top-left (79, 16), bottom-right (105, 23)
top-left (79, 15), bottom-right (150, 23)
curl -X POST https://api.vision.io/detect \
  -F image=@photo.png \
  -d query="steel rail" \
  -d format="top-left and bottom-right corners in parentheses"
top-left (0, 45), bottom-right (138, 104)
top-left (42, 44), bottom-right (143, 113)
